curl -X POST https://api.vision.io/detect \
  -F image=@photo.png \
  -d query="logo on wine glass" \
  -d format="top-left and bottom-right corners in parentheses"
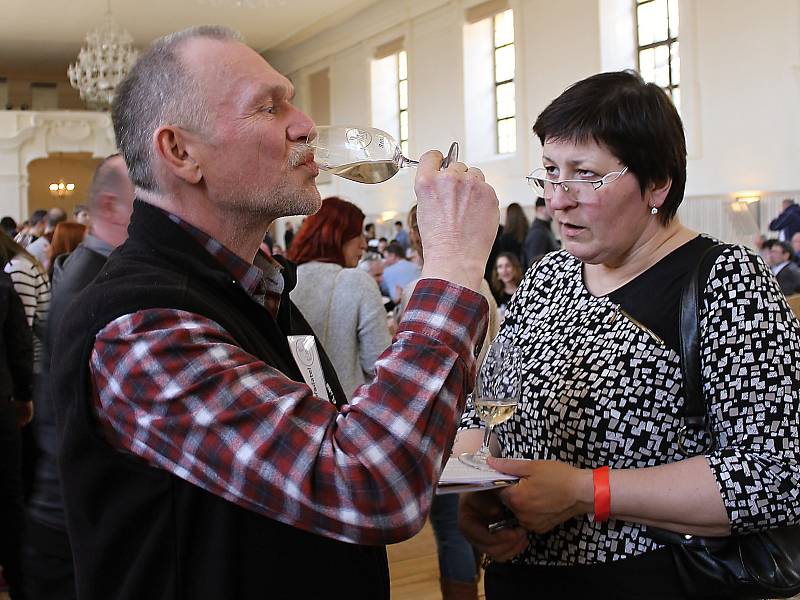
top-left (345, 128), bottom-right (372, 149)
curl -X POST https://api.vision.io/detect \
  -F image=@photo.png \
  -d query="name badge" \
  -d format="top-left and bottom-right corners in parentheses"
top-left (287, 335), bottom-right (330, 402)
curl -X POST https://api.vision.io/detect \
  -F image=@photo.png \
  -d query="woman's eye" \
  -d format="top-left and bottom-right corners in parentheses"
top-left (576, 169), bottom-right (596, 179)
top-left (544, 166), bottom-right (558, 178)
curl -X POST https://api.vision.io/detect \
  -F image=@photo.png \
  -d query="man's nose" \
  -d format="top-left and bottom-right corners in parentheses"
top-left (288, 107), bottom-right (316, 143)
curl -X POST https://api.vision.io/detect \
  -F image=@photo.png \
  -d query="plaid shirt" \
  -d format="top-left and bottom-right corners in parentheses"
top-left (91, 212), bottom-right (487, 545)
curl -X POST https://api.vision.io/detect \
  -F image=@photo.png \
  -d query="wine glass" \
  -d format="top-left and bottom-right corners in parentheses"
top-left (459, 341), bottom-right (521, 470)
top-left (310, 125), bottom-right (459, 184)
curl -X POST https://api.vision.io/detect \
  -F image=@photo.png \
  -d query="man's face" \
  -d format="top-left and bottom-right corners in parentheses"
top-left (368, 261), bottom-right (384, 285)
top-left (180, 39), bottom-right (320, 221)
top-left (791, 234), bottom-right (800, 254)
top-left (769, 246), bottom-right (790, 266)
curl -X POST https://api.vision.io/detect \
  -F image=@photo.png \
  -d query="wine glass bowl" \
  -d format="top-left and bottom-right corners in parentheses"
top-left (310, 125), bottom-right (458, 184)
top-left (459, 341), bottom-right (521, 470)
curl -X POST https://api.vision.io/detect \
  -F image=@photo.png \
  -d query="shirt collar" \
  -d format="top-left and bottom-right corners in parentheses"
top-left (159, 209), bottom-right (283, 303)
top-left (82, 233), bottom-right (115, 258)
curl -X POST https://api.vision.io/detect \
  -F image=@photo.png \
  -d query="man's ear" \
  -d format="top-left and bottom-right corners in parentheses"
top-left (154, 126), bottom-right (203, 185)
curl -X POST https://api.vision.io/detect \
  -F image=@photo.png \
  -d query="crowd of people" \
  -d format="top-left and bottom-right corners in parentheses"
top-left (0, 24), bottom-right (798, 600)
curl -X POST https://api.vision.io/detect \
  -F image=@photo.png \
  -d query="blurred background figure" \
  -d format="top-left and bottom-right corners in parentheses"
top-left (0, 270), bottom-right (33, 600)
top-left (393, 220), bottom-right (410, 252)
top-left (767, 239), bottom-right (800, 296)
top-left (288, 196), bottom-right (391, 400)
top-left (521, 197), bottom-right (559, 269)
top-left (790, 233), bottom-right (800, 265)
top-left (46, 223), bottom-right (86, 278)
top-left (490, 251), bottom-right (523, 317)
top-left (283, 221), bottom-right (295, 251)
top-left (14, 209), bottom-right (47, 249)
top-left (23, 153), bottom-right (134, 600)
top-left (26, 208), bottom-right (67, 270)
top-left (496, 202), bottom-right (528, 264)
top-left (768, 198), bottom-right (800, 241)
top-left (1, 217), bottom-right (17, 240)
top-left (72, 205), bottom-right (91, 227)
top-left (380, 241), bottom-right (420, 304)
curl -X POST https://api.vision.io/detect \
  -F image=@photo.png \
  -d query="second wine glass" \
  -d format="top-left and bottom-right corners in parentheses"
top-left (459, 341), bottom-right (521, 471)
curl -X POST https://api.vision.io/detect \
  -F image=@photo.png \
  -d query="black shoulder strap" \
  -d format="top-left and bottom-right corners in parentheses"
top-left (678, 243), bottom-right (729, 438)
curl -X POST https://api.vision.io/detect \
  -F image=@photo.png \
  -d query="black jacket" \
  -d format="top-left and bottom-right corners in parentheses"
top-left (521, 218), bottom-right (560, 269)
top-left (776, 261), bottom-right (800, 296)
top-left (0, 270), bottom-right (32, 400)
top-left (28, 242), bottom-right (108, 532)
top-left (52, 201), bottom-right (387, 600)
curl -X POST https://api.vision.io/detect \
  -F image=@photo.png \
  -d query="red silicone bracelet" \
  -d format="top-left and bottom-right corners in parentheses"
top-left (593, 466), bottom-right (611, 523)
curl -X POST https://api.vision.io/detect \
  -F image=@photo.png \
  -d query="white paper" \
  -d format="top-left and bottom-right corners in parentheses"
top-left (436, 457), bottom-right (519, 495)
top-left (287, 335), bottom-right (330, 402)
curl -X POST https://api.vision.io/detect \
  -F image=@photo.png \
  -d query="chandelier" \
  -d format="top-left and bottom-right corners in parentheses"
top-left (67, 5), bottom-right (138, 111)
top-left (49, 180), bottom-right (76, 197)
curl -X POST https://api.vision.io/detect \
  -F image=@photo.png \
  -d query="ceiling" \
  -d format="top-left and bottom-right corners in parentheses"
top-left (0, 0), bottom-right (380, 77)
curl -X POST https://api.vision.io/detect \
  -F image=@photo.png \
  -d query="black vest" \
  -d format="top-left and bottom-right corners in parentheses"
top-left (52, 201), bottom-right (388, 600)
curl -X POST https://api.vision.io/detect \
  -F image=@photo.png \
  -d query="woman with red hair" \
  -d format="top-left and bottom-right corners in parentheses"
top-left (287, 197), bottom-right (391, 399)
top-left (47, 222), bottom-right (86, 278)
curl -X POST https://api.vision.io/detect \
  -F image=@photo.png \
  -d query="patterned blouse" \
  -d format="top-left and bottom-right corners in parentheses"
top-left (461, 237), bottom-right (800, 566)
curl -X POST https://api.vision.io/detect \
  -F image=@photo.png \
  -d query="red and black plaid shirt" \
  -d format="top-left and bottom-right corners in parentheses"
top-left (90, 211), bottom-right (488, 544)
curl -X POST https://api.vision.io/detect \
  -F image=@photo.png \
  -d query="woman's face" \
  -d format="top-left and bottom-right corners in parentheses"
top-left (496, 256), bottom-right (515, 285)
top-left (542, 138), bottom-right (666, 267)
top-left (342, 233), bottom-right (367, 268)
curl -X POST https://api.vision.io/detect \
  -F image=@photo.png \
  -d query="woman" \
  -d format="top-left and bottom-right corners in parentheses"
top-left (1, 230), bottom-right (50, 371)
top-left (287, 197), bottom-right (391, 400)
top-left (47, 222), bottom-right (86, 278)
top-left (490, 252), bottom-right (523, 314)
top-left (456, 71), bottom-right (800, 598)
top-left (496, 203), bottom-right (528, 263)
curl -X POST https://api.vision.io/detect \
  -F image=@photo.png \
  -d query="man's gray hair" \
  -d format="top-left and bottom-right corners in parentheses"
top-left (111, 26), bottom-right (244, 192)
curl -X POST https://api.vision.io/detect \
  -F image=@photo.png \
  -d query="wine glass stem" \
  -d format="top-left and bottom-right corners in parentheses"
top-left (399, 156), bottom-right (418, 168)
top-left (476, 424), bottom-right (494, 460)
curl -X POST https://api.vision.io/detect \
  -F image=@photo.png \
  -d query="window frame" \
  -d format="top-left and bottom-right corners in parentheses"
top-left (493, 8), bottom-right (516, 155)
top-left (634, 0), bottom-right (679, 104)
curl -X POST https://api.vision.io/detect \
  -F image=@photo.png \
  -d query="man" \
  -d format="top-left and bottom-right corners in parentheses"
top-left (768, 198), bottom-right (800, 241)
top-left (51, 26), bottom-right (498, 600)
top-left (23, 154), bottom-right (134, 600)
top-left (365, 222), bottom-right (376, 241)
top-left (790, 232), bottom-right (800, 266)
top-left (72, 204), bottom-right (91, 226)
top-left (767, 240), bottom-right (800, 295)
top-left (380, 240), bottom-right (421, 303)
top-left (14, 209), bottom-right (47, 248)
top-left (282, 220), bottom-right (294, 250)
top-left (26, 207), bottom-right (67, 266)
top-left (521, 196), bottom-right (559, 269)
top-left (393, 219), bottom-right (410, 251)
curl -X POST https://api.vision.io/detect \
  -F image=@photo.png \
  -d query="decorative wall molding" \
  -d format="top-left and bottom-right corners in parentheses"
top-left (0, 110), bottom-right (116, 220)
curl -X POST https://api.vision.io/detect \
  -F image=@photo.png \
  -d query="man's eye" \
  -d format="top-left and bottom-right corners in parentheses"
top-left (262, 105), bottom-right (276, 114)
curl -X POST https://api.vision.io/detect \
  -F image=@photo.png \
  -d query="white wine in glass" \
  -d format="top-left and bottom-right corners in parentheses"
top-left (311, 125), bottom-right (458, 184)
top-left (460, 341), bottom-right (521, 471)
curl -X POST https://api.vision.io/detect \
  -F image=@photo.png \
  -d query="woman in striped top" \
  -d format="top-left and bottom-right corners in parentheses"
top-left (1, 231), bottom-right (51, 370)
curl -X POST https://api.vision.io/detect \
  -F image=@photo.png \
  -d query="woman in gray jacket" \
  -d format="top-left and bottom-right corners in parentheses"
top-left (288, 197), bottom-right (391, 399)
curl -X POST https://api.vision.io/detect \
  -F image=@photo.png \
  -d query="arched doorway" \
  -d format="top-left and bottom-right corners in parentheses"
top-left (27, 152), bottom-right (103, 217)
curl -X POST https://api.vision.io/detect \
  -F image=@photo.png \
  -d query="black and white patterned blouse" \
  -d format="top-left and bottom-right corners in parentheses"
top-left (461, 236), bottom-right (800, 566)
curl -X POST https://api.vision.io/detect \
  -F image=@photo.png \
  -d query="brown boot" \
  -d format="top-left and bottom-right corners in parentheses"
top-left (440, 577), bottom-right (479, 600)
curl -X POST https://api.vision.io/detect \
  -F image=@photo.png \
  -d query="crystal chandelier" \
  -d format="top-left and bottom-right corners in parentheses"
top-left (49, 180), bottom-right (76, 197)
top-left (67, 5), bottom-right (138, 111)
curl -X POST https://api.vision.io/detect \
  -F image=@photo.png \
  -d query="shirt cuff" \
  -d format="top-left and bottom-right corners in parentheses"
top-left (399, 278), bottom-right (488, 380)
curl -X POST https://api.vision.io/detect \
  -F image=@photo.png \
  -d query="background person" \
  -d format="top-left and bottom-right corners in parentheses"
top-left (380, 240), bottom-right (420, 303)
top-left (769, 198), bottom-right (800, 241)
top-left (288, 196), bottom-right (391, 399)
top-left (72, 205), bottom-right (91, 227)
top-left (0, 271), bottom-right (33, 600)
top-left (46, 223), bottom-right (86, 278)
top-left (496, 203), bottom-right (528, 264)
top-left (490, 252), bottom-right (523, 316)
top-left (767, 239), bottom-right (800, 296)
top-left (22, 154), bottom-right (134, 600)
top-left (520, 196), bottom-right (559, 269)
top-left (456, 70), bottom-right (800, 599)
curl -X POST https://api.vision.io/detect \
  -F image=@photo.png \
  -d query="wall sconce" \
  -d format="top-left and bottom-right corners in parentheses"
top-left (732, 192), bottom-right (762, 230)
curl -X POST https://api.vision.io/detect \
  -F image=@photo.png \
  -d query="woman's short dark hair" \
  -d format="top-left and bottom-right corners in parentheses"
top-left (533, 70), bottom-right (686, 226)
top-left (286, 196), bottom-right (364, 267)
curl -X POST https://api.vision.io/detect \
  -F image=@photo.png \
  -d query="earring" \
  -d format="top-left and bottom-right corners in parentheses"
top-left (650, 206), bottom-right (658, 215)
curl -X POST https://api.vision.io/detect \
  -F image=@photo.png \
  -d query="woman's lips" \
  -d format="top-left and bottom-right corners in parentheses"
top-left (560, 221), bottom-right (586, 237)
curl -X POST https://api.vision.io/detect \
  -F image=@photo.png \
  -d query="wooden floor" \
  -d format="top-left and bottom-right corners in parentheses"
top-left (388, 521), bottom-right (485, 600)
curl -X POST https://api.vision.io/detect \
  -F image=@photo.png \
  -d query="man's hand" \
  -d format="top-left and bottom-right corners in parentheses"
top-left (415, 150), bottom-right (500, 292)
top-left (489, 457), bottom-right (593, 535)
top-left (458, 490), bottom-right (528, 563)
top-left (14, 400), bottom-right (33, 427)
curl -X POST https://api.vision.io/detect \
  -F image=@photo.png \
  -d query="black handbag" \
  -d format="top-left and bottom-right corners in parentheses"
top-left (648, 243), bottom-right (800, 599)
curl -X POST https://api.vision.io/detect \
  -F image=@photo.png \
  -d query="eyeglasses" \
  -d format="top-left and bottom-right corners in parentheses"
top-left (526, 166), bottom-right (629, 200)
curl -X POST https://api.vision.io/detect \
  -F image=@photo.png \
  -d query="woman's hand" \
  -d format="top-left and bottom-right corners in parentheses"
top-left (489, 457), bottom-right (593, 535)
top-left (458, 490), bottom-right (528, 563)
